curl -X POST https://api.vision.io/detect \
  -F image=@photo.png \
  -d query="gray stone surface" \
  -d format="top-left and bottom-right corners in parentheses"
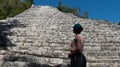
top-left (0, 6), bottom-right (120, 67)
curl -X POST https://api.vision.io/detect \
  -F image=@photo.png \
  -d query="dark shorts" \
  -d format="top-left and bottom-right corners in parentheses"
top-left (70, 53), bottom-right (86, 67)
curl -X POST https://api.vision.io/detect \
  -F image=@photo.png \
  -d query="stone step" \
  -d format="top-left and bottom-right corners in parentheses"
top-left (84, 46), bottom-right (120, 51)
top-left (3, 51), bottom-right (69, 67)
top-left (9, 46), bottom-right (120, 60)
top-left (87, 63), bottom-right (120, 67)
top-left (84, 39), bottom-right (117, 43)
top-left (2, 61), bottom-right (26, 67)
top-left (85, 44), bottom-right (120, 47)
top-left (87, 56), bottom-right (120, 60)
top-left (8, 46), bottom-right (68, 59)
top-left (84, 46), bottom-right (101, 51)
top-left (101, 44), bottom-right (120, 47)
top-left (88, 59), bottom-right (120, 63)
top-left (101, 47), bottom-right (120, 51)
top-left (85, 51), bottom-right (119, 57)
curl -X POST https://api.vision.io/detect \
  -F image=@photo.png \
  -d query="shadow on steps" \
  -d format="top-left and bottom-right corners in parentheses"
top-left (0, 19), bottom-right (26, 50)
top-left (2, 51), bottom-right (70, 67)
top-left (26, 63), bottom-right (69, 67)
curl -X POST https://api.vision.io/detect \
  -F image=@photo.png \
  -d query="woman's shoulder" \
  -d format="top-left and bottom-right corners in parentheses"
top-left (76, 34), bottom-right (83, 40)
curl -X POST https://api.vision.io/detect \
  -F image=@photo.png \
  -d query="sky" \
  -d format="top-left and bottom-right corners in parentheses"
top-left (34, 0), bottom-right (120, 23)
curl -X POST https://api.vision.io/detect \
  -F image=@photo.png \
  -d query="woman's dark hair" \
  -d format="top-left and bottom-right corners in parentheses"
top-left (73, 24), bottom-right (83, 34)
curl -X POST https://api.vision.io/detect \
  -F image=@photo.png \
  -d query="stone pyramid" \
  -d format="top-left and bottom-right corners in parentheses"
top-left (0, 6), bottom-right (120, 67)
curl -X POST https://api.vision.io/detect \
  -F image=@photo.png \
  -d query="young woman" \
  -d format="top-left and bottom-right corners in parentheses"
top-left (68, 23), bottom-right (86, 67)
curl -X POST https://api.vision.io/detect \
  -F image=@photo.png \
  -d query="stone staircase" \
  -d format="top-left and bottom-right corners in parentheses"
top-left (0, 6), bottom-right (120, 67)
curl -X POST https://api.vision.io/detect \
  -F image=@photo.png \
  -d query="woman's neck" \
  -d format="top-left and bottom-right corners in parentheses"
top-left (76, 33), bottom-right (80, 35)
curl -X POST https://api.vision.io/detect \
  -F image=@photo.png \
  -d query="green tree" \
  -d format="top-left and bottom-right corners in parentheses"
top-left (118, 22), bottom-right (120, 25)
top-left (104, 20), bottom-right (109, 22)
top-left (81, 11), bottom-right (89, 19)
top-left (72, 8), bottom-right (81, 17)
top-left (56, 0), bottom-right (89, 19)
top-left (57, 1), bottom-right (80, 17)
top-left (57, 0), bottom-right (62, 11)
top-left (0, 0), bottom-right (33, 19)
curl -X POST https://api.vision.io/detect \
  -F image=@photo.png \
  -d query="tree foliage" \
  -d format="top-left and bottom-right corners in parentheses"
top-left (57, 0), bottom-right (89, 19)
top-left (0, 0), bottom-right (33, 19)
top-left (118, 22), bottom-right (120, 25)
top-left (81, 11), bottom-right (89, 19)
